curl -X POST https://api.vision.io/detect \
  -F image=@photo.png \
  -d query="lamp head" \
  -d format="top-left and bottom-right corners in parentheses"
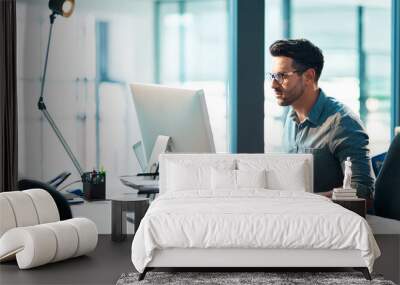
top-left (48, 0), bottom-right (75, 17)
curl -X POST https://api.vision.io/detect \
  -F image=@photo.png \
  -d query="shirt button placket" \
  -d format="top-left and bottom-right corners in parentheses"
top-left (295, 123), bottom-right (301, 152)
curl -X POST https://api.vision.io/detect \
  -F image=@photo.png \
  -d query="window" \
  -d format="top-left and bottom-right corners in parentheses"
top-left (156, 0), bottom-right (229, 152)
top-left (265, 0), bottom-right (391, 154)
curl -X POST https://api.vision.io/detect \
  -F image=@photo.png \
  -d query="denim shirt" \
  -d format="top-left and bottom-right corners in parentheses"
top-left (283, 89), bottom-right (375, 198)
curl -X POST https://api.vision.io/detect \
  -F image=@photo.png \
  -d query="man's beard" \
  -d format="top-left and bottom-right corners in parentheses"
top-left (273, 84), bottom-right (305, 106)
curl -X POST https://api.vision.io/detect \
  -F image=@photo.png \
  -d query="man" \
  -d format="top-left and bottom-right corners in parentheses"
top-left (268, 39), bottom-right (374, 199)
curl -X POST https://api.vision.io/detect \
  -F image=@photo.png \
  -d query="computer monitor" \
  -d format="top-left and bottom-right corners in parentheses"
top-left (130, 83), bottom-right (216, 170)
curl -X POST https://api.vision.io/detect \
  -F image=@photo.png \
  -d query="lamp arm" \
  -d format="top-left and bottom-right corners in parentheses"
top-left (39, 13), bottom-right (56, 100)
top-left (39, 105), bottom-right (85, 177)
top-left (37, 13), bottom-right (85, 178)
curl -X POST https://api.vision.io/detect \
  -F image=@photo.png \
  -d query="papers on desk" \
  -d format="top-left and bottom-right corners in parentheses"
top-left (120, 176), bottom-right (159, 193)
top-left (67, 197), bottom-right (85, 204)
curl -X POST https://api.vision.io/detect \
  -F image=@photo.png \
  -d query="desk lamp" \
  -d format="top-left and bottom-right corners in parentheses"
top-left (37, 0), bottom-right (105, 200)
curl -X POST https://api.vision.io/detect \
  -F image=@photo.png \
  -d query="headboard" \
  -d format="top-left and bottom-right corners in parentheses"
top-left (159, 153), bottom-right (314, 194)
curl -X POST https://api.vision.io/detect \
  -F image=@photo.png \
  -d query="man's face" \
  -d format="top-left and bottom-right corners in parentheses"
top-left (270, 56), bottom-right (305, 106)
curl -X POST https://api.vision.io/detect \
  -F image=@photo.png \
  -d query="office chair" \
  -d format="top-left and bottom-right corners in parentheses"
top-left (17, 179), bottom-right (72, 220)
top-left (374, 134), bottom-right (400, 221)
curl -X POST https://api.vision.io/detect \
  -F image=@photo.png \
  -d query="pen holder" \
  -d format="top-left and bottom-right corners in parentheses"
top-left (82, 171), bottom-right (106, 200)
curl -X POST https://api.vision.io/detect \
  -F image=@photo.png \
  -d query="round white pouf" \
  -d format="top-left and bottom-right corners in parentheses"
top-left (0, 196), bottom-right (17, 237)
top-left (0, 218), bottom-right (98, 269)
top-left (24, 189), bottom-right (60, 224)
top-left (66, 218), bottom-right (98, 257)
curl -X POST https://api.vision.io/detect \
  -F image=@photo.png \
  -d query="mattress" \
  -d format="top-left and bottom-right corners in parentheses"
top-left (131, 190), bottom-right (380, 273)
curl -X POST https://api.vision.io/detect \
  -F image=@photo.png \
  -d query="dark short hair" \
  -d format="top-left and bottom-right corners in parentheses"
top-left (269, 39), bottom-right (324, 82)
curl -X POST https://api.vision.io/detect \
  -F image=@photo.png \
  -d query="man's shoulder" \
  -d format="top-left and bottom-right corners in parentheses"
top-left (322, 96), bottom-right (362, 127)
top-left (323, 96), bottom-right (348, 115)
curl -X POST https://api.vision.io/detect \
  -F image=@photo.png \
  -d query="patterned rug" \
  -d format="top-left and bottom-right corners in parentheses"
top-left (116, 271), bottom-right (396, 285)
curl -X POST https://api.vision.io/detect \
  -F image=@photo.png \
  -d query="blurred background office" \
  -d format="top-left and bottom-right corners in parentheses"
top-left (16, 0), bottom-right (394, 191)
top-left (265, 0), bottom-right (392, 154)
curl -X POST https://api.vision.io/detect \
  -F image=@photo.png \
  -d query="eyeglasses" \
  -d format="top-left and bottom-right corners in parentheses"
top-left (266, 70), bottom-right (301, 84)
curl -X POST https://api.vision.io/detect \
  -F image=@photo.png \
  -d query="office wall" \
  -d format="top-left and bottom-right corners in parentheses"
top-left (16, 0), bottom-right (154, 193)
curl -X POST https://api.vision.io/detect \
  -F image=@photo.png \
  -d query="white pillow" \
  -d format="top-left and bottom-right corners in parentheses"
top-left (167, 162), bottom-right (209, 191)
top-left (236, 169), bottom-right (267, 189)
top-left (211, 168), bottom-right (236, 190)
top-left (211, 169), bottom-right (267, 190)
top-left (166, 159), bottom-right (235, 192)
top-left (266, 165), bottom-right (306, 191)
top-left (237, 158), bottom-right (308, 191)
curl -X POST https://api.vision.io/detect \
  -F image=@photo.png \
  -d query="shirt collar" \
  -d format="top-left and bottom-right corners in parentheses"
top-left (307, 89), bottom-right (326, 125)
top-left (289, 89), bottom-right (326, 125)
top-left (289, 108), bottom-right (297, 122)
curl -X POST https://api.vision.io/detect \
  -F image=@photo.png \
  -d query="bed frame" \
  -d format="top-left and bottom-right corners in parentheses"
top-left (138, 248), bottom-right (371, 280)
top-left (137, 154), bottom-right (372, 281)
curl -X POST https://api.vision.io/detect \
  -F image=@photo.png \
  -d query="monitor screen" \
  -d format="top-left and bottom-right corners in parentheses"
top-left (130, 83), bottom-right (216, 165)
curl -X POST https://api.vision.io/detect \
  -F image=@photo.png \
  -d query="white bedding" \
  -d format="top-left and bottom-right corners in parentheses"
top-left (131, 190), bottom-right (380, 273)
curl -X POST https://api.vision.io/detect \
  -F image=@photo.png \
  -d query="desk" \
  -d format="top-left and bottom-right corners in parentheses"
top-left (70, 175), bottom-right (158, 234)
top-left (111, 195), bottom-right (150, 242)
top-left (71, 199), bottom-right (111, 234)
top-left (119, 176), bottom-right (159, 198)
top-left (332, 198), bottom-right (366, 218)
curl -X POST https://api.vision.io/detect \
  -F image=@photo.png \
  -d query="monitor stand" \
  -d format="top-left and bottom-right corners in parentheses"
top-left (133, 135), bottom-right (172, 177)
top-left (147, 135), bottom-right (172, 174)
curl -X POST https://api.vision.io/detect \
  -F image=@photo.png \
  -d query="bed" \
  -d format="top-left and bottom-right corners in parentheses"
top-left (131, 153), bottom-right (380, 280)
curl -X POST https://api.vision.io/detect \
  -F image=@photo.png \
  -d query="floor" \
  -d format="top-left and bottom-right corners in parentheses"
top-left (1, 235), bottom-right (398, 285)
top-left (0, 235), bottom-right (134, 285)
